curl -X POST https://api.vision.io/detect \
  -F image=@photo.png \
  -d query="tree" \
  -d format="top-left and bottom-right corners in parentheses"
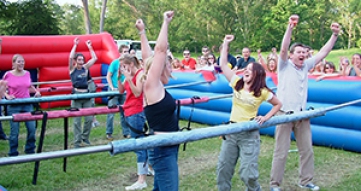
top-left (5, 0), bottom-right (61, 35)
top-left (82, 0), bottom-right (92, 34)
top-left (99, 0), bottom-right (107, 33)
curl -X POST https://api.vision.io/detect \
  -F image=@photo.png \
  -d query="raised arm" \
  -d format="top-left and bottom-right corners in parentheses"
top-left (69, 37), bottom-right (79, 72)
top-left (83, 40), bottom-right (97, 69)
top-left (136, 19), bottom-right (153, 60)
top-left (313, 23), bottom-right (340, 64)
top-left (220, 35), bottom-right (235, 82)
top-left (146, 11), bottom-right (173, 85)
top-left (279, 15), bottom-right (298, 62)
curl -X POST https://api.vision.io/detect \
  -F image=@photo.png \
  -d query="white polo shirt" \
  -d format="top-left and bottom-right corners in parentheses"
top-left (277, 57), bottom-right (316, 112)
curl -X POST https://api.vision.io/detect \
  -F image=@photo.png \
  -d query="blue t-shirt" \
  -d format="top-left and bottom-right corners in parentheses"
top-left (108, 59), bottom-right (125, 88)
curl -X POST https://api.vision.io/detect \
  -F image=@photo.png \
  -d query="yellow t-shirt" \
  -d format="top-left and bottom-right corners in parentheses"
top-left (229, 75), bottom-right (273, 122)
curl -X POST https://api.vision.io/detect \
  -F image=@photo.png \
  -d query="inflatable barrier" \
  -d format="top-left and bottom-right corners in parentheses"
top-left (0, 33), bottom-right (119, 109)
top-left (168, 71), bottom-right (361, 153)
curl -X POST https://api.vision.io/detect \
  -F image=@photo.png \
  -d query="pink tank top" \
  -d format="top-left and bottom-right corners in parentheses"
top-left (3, 71), bottom-right (32, 99)
top-left (123, 69), bottom-right (143, 117)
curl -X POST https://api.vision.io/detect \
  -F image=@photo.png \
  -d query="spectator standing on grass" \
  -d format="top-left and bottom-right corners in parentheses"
top-left (217, 34), bottom-right (281, 191)
top-left (117, 53), bottom-right (148, 190)
top-left (68, 37), bottom-right (97, 148)
top-left (105, 45), bottom-right (130, 140)
top-left (269, 14), bottom-right (340, 191)
top-left (3, 54), bottom-right (41, 156)
top-left (142, 11), bottom-right (180, 191)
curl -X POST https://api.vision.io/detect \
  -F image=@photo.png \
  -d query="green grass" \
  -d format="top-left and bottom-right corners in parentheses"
top-left (1, 112), bottom-right (361, 191)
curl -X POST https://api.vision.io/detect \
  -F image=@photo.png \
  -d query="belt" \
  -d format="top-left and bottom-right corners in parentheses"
top-left (73, 88), bottom-right (88, 93)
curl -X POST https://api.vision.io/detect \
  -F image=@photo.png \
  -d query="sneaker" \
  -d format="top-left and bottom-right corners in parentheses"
top-left (106, 134), bottom-right (114, 141)
top-left (82, 139), bottom-right (91, 146)
top-left (0, 135), bottom-right (8, 140)
top-left (93, 121), bottom-right (100, 127)
top-left (123, 135), bottom-right (131, 139)
top-left (270, 187), bottom-right (281, 191)
top-left (125, 181), bottom-right (147, 190)
top-left (298, 183), bottom-right (320, 191)
top-left (147, 167), bottom-right (155, 176)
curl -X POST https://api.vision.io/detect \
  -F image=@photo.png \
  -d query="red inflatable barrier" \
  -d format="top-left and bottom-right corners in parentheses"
top-left (0, 33), bottom-right (119, 109)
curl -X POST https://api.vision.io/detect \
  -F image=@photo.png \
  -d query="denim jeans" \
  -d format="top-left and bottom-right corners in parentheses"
top-left (126, 111), bottom-right (147, 162)
top-left (7, 104), bottom-right (36, 156)
top-left (148, 144), bottom-right (179, 191)
top-left (106, 91), bottom-right (129, 136)
top-left (0, 106), bottom-right (7, 139)
top-left (71, 98), bottom-right (93, 147)
top-left (126, 111), bottom-right (148, 175)
top-left (217, 129), bottom-right (261, 191)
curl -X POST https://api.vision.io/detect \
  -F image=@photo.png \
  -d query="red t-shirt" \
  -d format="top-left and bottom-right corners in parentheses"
top-left (182, 58), bottom-right (197, 70)
top-left (123, 69), bottom-right (143, 117)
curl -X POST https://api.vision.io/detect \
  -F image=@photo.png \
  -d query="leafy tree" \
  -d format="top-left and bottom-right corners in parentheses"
top-left (4, 0), bottom-right (61, 35)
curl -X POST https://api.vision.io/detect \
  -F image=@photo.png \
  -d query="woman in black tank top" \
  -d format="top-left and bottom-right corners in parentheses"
top-left (68, 37), bottom-right (97, 148)
top-left (137, 11), bottom-right (180, 191)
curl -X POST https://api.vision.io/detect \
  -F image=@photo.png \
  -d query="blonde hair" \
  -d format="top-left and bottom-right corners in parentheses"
top-left (141, 56), bottom-right (154, 81)
top-left (118, 53), bottom-right (141, 68)
top-left (12, 54), bottom-right (24, 63)
top-left (141, 55), bottom-right (175, 82)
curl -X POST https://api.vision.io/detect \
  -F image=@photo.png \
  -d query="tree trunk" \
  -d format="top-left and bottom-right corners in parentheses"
top-left (82, 0), bottom-right (92, 34)
top-left (99, 0), bottom-right (107, 33)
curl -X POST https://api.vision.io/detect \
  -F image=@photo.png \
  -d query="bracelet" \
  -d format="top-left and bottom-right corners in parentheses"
top-left (138, 30), bottom-right (145, 35)
top-left (333, 33), bottom-right (338, 37)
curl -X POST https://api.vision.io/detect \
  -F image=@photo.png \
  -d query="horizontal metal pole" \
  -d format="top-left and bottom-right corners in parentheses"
top-left (32, 76), bottom-right (106, 86)
top-left (0, 108), bottom-right (326, 166)
top-left (0, 145), bottom-right (112, 165)
top-left (37, 84), bottom-right (108, 93)
top-left (0, 91), bottom-right (121, 105)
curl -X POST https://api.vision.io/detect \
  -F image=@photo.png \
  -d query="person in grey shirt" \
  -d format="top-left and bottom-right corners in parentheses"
top-left (269, 14), bottom-right (340, 191)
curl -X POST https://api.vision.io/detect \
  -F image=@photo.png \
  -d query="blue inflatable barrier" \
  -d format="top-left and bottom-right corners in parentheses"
top-left (168, 71), bottom-right (361, 153)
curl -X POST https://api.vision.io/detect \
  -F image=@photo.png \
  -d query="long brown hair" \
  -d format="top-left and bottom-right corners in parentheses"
top-left (234, 62), bottom-right (273, 97)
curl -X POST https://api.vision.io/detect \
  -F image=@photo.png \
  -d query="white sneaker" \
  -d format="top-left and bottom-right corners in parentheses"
top-left (125, 181), bottom-right (147, 190)
top-left (147, 167), bottom-right (155, 176)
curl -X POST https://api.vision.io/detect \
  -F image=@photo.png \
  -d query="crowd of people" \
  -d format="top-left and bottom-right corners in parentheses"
top-left (0, 11), bottom-right (360, 191)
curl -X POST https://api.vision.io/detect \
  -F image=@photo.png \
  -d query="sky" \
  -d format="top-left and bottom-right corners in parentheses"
top-left (7, 0), bottom-right (81, 6)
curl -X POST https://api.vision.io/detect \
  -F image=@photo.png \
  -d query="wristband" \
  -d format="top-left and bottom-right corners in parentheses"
top-left (333, 33), bottom-right (338, 37)
top-left (138, 30), bottom-right (145, 35)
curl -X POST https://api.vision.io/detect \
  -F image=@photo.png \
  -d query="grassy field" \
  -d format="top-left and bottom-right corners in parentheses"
top-left (0, 48), bottom-right (360, 191)
top-left (1, 113), bottom-right (361, 191)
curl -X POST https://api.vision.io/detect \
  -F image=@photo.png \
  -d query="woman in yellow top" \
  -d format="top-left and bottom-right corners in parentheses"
top-left (216, 35), bottom-right (282, 191)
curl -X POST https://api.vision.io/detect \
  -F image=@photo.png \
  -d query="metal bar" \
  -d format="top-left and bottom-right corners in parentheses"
top-left (0, 145), bottom-right (112, 165)
top-left (0, 91), bottom-right (121, 105)
top-left (32, 76), bottom-right (106, 86)
top-left (63, 117), bottom-right (68, 172)
top-left (32, 112), bottom-right (48, 185)
top-left (0, 108), bottom-right (326, 166)
top-left (37, 84), bottom-right (108, 93)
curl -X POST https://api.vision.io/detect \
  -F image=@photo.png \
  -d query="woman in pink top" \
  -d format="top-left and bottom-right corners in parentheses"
top-left (3, 54), bottom-right (41, 156)
top-left (117, 53), bottom-right (148, 190)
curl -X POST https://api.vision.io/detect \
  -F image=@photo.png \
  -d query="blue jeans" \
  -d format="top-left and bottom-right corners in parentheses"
top-left (126, 111), bottom-right (147, 162)
top-left (0, 106), bottom-right (7, 139)
top-left (148, 144), bottom-right (179, 191)
top-left (106, 92), bottom-right (129, 136)
top-left (7, 104), bottom-right (36, 156)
